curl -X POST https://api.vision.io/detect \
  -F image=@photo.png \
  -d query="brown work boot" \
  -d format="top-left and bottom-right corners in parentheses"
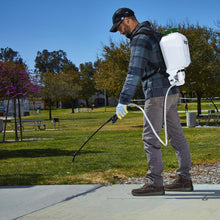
top-left (164, 175), bottom-right (193, 192)
top-left (132, 183), bottom-right (165, 196)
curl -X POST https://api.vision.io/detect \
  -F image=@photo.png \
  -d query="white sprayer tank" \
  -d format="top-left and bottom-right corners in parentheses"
top-left (159, 31), bottom-right (191, 86)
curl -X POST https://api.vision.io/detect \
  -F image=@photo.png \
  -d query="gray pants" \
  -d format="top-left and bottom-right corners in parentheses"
top-left (142, 93), bottom-right (191, 187)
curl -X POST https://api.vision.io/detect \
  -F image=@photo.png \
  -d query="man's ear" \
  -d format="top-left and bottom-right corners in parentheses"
top-left (124, 17), bottom-right (130, 25)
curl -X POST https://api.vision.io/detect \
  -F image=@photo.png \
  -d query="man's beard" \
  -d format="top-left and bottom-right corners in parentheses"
top-left (123, 23), bottom-right (132, 39)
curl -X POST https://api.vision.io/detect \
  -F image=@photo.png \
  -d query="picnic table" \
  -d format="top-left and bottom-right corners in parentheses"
top-left (10, 119), bottom-right (46, 131)
top-left (197, 113), bottom-right (220, 126)
top-left (51, 118), bottom-right (59, 129)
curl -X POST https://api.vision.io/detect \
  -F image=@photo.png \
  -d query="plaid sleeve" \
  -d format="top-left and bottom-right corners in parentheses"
top-left (119, 34), bottom-right (155, 104)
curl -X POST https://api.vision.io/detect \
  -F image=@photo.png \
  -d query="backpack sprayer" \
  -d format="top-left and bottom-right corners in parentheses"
top-left (72, 29), bottom-right (191, 162)
top-left (128, 29), bottom-right (191, 146)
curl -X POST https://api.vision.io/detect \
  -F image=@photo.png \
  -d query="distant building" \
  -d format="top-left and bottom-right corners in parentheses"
top-left (0, 99), bottom-right (29, 116)
top-left (28, 97), bottom-right (45, 110)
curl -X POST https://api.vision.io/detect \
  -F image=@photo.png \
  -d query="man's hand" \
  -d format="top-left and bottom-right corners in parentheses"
top-left (116, 103), bottom-right (128, 119)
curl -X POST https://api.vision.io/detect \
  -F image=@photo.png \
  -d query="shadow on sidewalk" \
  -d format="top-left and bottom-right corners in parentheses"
top-left (165, 189), bottom-right (220, 200)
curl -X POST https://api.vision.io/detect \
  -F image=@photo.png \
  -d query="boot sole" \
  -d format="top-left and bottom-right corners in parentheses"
top-left (132, 191), bottom-right (165, 196)
top-left (165, 187), bottom-right (193, 192)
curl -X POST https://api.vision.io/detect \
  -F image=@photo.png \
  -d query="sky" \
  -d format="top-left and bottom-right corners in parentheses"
top-left (1, 0), bottom-right (219, 71)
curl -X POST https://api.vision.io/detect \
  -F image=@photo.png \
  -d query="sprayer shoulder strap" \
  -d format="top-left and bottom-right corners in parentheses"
top-left (131, 29), bottom-right (169, 80)
top-left (130, 29), bottom-right (155, 41)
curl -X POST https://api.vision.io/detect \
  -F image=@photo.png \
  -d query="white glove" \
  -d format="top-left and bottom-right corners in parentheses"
top-left (116, 103), bottom-right (128, 119)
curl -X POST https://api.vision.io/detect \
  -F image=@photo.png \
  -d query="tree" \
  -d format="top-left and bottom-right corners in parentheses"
top-left (94, 40), bottom-right (131, 99)
top-left (0, 61), bottom-right (40, 141)
top-left (215, 20), bottom-right (220, 54)
top-left (0, 47), bottom-right (25, 65)
top-left (35, 49), bottom-right (69, 73)
top-left (59, 72), bottom-right (81, 113)
top-left (62, 62), bottom-right (81, 113)
top-left (39, 72), bottom-right (60, 120)
top-left (180, 23), bottom-right (220, 115)
top-left (79, 62), bottom-right (96, 107)
top-left (38, 61), bottom-right (81, 118)
top-left (35, 49), bottom-right (70, 119)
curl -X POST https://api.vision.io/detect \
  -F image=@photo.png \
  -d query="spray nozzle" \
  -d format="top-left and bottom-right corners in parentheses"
top-left (111, 114), bottom-right (118, 123)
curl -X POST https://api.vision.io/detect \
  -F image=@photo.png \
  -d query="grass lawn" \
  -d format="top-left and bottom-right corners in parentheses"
top-left (0, 103), bottom-right (219, 185)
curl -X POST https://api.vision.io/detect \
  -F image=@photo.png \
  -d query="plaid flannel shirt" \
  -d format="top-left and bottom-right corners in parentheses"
top-left (119, 21), bottom-right (179, 105)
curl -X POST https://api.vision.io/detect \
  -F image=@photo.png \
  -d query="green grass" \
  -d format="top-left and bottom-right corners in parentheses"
top-left (0, 105), bottom-right (219, 185)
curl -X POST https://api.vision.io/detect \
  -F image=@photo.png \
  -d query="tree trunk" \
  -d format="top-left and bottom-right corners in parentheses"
top-left (85, 99), bottom-right (89, 108)
top-left (18, 98), bottom-right (23, 141)
top-left (71, 101), bottom-right (75, 113)
top-left (13, 99), bottom-right (19, 141)
top-left (49, 99), bottom-right (52, 120)
top-left (197, 94), bottom-right (202, 116)
top-left (3, 97), bottom-right (10, 142)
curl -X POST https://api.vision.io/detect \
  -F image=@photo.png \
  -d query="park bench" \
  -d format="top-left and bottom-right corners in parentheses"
top-left (197, 113), bottom-right (219, 126)
top-left (10, 119), bottom-right (46, 131)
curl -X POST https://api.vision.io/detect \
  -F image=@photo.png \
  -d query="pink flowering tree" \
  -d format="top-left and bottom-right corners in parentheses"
top-left (0, 61), bottom-right (40, 141)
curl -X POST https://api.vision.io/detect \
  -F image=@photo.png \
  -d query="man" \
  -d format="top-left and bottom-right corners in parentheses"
top-left (110, 8), bottom-right (193, 196)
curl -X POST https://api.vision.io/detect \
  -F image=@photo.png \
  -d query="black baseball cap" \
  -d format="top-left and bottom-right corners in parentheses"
top-left (110, 8), bottom-right (135, 32)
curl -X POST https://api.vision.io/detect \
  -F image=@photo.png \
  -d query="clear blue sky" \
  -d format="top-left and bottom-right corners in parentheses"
top-left (1, 0), bottom-right (219, 71)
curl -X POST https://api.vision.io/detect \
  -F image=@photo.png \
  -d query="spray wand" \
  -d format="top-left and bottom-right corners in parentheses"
top-left (72, 114), bottom-right (118, 163)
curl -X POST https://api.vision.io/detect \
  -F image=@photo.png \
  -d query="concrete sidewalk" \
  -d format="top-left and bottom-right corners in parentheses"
top-left (0, 184), bottom-right (220, 220)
